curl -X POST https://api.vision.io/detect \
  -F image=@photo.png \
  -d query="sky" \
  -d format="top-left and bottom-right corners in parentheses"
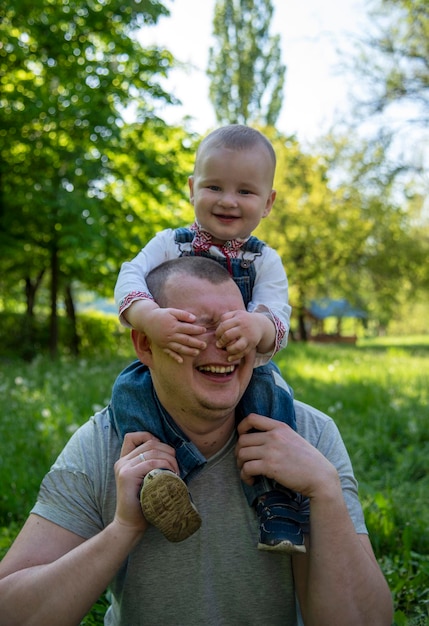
top-left (137, 0), bottom-right (369, 143)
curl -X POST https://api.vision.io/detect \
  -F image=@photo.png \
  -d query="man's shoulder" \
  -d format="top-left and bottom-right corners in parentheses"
top-left (294, 400), bottom-right (338, 446)
top-left (67, 406), bottom-right (121, 461)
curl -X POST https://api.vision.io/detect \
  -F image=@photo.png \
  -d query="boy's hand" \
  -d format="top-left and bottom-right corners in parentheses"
top-left (146, 307), bottom-right (207, 363)
top-left (216, 310), bottom-right (277, 360)
top-left (215, 310), bottom-right (264, 361)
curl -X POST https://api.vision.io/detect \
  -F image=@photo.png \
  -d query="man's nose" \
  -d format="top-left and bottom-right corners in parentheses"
top-left (203, 329), bottom-right (228, 353)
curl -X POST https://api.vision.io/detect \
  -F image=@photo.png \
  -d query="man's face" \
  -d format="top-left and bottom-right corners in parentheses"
top-left (141, 274), bottom-right (255, 435)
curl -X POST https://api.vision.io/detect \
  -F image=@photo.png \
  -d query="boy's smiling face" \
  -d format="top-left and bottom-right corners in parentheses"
top-left (188, 143), bottom-right (276, 244)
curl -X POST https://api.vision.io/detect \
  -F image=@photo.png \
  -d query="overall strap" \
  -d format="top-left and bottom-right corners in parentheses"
top-left (174, 227), bottom-right (195, 244)
top-left (242, 235), bottom-right (265, 254)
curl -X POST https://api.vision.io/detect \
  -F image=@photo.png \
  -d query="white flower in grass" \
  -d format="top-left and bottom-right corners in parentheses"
top-left (328, 401), bottom-right (343, 414)
top-left (328, 359), bottom-right (340, 373)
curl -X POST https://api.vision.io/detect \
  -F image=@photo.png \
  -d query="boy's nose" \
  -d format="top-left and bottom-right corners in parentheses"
top-left (218, 191), bottom-right (238, 208)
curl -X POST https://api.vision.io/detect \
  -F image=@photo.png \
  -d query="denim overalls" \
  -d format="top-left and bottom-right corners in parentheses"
top-left (110, 228), bottom-right (296, 505)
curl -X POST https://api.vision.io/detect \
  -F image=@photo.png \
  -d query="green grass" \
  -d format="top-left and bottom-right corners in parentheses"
top-left (275, 337), bottom-right (429, 625)
top-left (1, 336), bottom-right (428, 624)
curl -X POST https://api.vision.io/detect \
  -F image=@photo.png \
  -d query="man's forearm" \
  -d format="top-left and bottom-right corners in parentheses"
top-left (296, 485), bottom-right (393, 626)
top-left (0, 521), bottom-right (142, 626)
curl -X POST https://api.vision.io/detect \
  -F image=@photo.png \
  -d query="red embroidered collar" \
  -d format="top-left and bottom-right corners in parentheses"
top-left (190, 222), bottom-right (248, 259)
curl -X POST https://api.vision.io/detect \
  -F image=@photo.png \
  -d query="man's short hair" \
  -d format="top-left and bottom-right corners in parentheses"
top-left (146, 257), bottom-right (232, 307)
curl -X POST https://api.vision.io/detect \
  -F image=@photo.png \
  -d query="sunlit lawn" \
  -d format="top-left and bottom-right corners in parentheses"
top-left (1, 336), bottom-right (428, 624)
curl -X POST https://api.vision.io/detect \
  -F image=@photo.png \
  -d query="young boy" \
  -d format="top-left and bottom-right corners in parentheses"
top-left (112, 125), bottom-right (306, 553)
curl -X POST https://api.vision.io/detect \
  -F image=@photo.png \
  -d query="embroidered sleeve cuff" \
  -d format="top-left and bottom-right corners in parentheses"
top-left (272, 312), bottom-right (287, 353)
top-left (118, 291), bottom-right (154, 327)
top-left (252, 305), bottom-right (288, 356)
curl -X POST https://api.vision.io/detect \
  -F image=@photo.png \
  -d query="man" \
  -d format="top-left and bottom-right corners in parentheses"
top-left (0, 257), bottom-right (392, 625)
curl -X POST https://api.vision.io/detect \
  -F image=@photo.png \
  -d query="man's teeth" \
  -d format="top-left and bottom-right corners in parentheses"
top-left (198, 365), bottom-right (235, 374)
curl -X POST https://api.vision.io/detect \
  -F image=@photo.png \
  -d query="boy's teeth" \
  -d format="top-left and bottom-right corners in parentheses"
top-left (198, 365), bottom-right (234, 374)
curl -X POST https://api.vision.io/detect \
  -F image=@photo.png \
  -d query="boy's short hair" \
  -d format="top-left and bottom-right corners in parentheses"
top-left (195, 124), bottom-right (276, 171)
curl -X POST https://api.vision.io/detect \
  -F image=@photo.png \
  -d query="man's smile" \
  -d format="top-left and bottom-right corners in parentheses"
top-left (197, 364), bottom-right (236, 376)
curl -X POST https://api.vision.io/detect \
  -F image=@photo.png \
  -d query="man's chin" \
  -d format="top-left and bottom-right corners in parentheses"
top-left (199, 393), bottom-right (242, 415)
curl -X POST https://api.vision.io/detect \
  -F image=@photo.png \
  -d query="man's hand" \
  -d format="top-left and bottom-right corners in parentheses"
top-left (235, 413), bottom-right (338, 499)
top-left (114, 432), bottom-right (179, 530)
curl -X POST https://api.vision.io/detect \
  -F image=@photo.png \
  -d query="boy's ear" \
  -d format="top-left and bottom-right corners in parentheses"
top-left (188, 176), bottom-right (195, 204)
top-left (131, 329), bottom-right (153, 366)
top-left (263, 189), bottom-right (276, 218)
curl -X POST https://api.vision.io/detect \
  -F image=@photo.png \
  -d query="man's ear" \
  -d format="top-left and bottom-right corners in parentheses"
top-left (131, 329), bottom-right (153, 366)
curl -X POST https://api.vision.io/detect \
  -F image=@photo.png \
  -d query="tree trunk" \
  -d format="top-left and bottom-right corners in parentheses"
top-left (20, 270), bottom-right (45, 360)
top-left (49, 244), bottom-right (59, 358)
top-left (296, 285), bottom-right (308, 341)
top-left (64, 283), bottom-right (79, 356)
top-left (25, 270), bottom-right (45, 316)
top-left (297, 308), bottom-right (308, 342)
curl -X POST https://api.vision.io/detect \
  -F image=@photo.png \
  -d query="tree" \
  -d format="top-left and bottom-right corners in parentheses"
top-left (254, 129), bottom-right (424, 337)
top-left (207, 0), bottom-right (285, 126)
top-left (343, 0), bottom-right (429, 188)
top-left (352, 0), bottom-right (429, 127)
top-left (0, 0), bottom-right (190, 356)
top-left (255, 131), bottom-right (367, 339)
top-left (320, 0), bottom-right (429, 331)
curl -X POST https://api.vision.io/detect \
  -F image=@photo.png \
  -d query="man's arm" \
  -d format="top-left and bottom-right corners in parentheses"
top-left (0, 515), bottom-right (142, 626)
top-left (0, 432), bottom-right (177, 626)
top-left (292, 488), bottom-right (392, 625)
top-left (235, 414), bottom-right (393, 626)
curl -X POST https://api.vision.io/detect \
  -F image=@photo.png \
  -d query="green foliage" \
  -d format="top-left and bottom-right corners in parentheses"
top-left (207, 0), bottom-right (285, 125)
top-left (256, 131), bottom-right (369, 325)
top-left (0, 310), bottom-right (134, 360)
top-left (342, 0), bottom-right (429, 229)
top-left (320, 132), bottom-right (429, 324)
top-left (388, 299), bottom-right (429, 336)
top-left (0, 0), bottom-right (174, 260)
top-left (80, 594), bottom-right (111, 626)
top-left (0, 524), bottom-right (20, 557)
top-left (102, 122), bottom-right (197, 264)
top-left (254, 128), bottom-right (429, 334)
top-left (75, 311), bottom-right (133, 357)
top-left (0, 351), bottom-right (133, 524)
top-left (0, 0), bottom-right (198, 354)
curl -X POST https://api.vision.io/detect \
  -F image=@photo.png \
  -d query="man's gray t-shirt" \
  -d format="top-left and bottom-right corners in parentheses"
top-left (32, 400), bottom-right (367, 626)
